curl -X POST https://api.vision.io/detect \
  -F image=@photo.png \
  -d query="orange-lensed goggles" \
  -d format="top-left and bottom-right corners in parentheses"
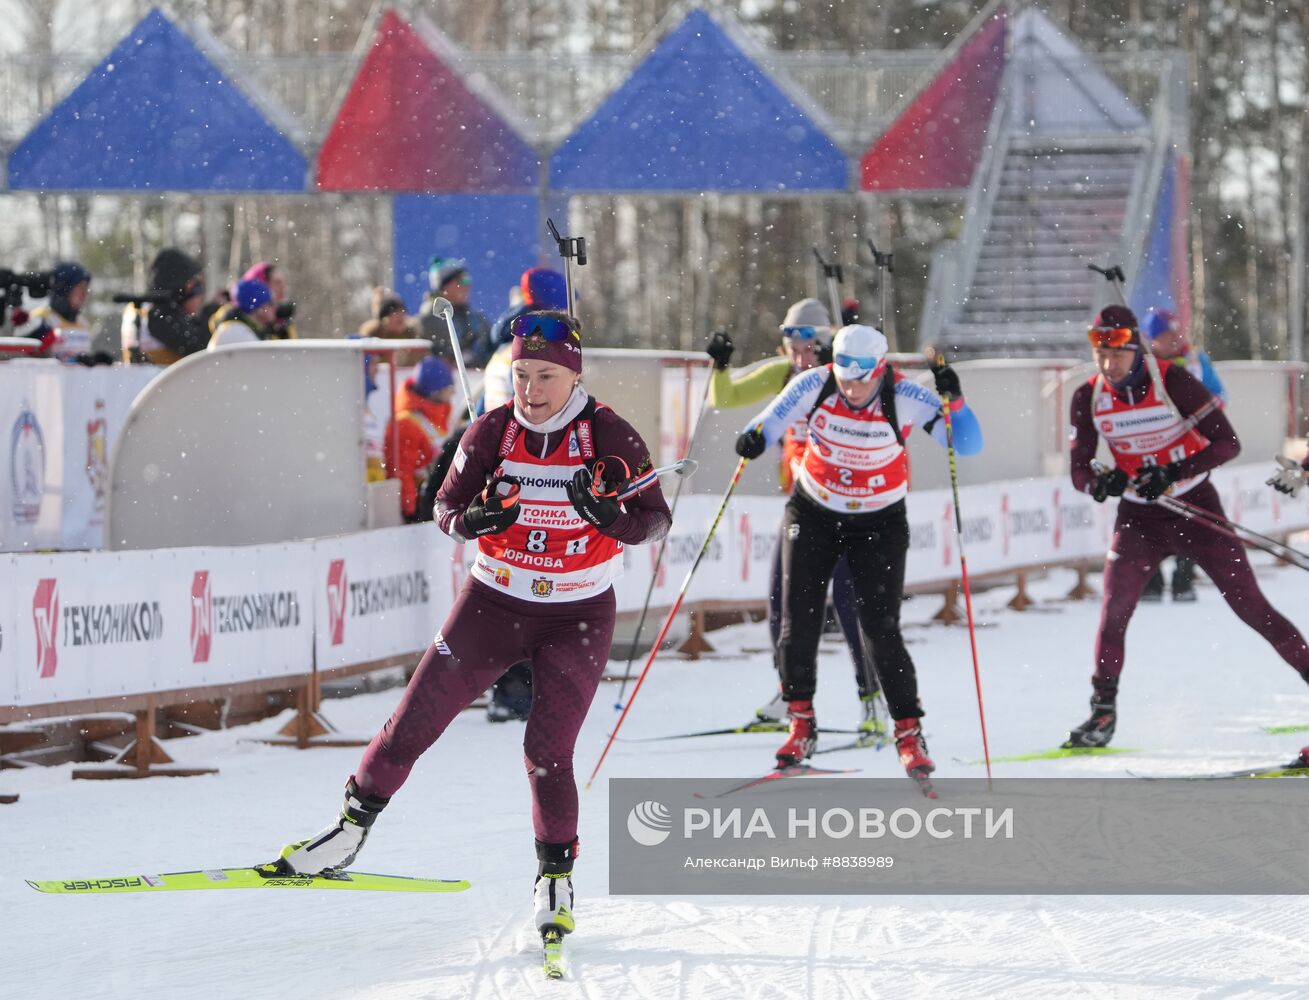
top-left (1087, 325), bottom-right (1136, 349)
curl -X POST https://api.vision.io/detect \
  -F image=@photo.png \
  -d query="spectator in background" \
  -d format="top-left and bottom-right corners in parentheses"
top-left (1140, 307), bottom-right (1226, 603)
top-left (121, 248), bottom-right (208, 365)
top-left (483, 268), bottom-right (569, 411)
top-left (420, 257), bottom-right (492, 368)
top-left (243, 261), bottom-right (297, 339)
top-left (1143, 308), bottom-right (1225, 399)
top-left (361, 288), bottom-right (426, 367)
top-left (31, 261), bottom-right (96, 361)
top-left (384, 357), bottom-right (454, 521)
top-left (209, 280), bottom-right (277, 349)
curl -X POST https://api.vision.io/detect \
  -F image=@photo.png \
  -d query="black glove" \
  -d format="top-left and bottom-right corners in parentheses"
top-left (1132, 463), bottom-right (1178, 502)
top-left (462, 474), bottom-right (521, 537)
top-left (735, 428), bottom-right (766, 460)
top-left (566, 467), bottom-right (622, 530)
top-left (933, 363), bottom-right (962, 401)
top-left (706, 330), bottom-right (734, 370)
top-left (1090, 466), bottom-right (1128, 503)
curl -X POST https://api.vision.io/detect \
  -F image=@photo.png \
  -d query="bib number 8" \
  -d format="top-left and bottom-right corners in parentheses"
top-left (526, 529), bottom-right (548, 553)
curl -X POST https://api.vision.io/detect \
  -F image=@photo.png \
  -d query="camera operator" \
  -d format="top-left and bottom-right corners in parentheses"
top-left (30, 261), bottom-right (99, 361)
top-left (0, 269), bottom-right (53, 357)
top-left (120, 248), bottom-right (209, 365)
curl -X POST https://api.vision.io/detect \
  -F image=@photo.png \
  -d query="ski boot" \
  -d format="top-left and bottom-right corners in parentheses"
top-left (893, 718), bottom-right (935, 777)
top-left (775, 700), bottom-right (817, 768)
top-left (534, 839), bottom-right (578, 935)
top-left (858, 692), bottom-right (888, 744)
top-left (1063, 698), bottom-right (1117, 748)
top-left (1141, 569), bottom-right (1164, 603)
top-left (1171, 558), bottom-right (1197, 602)
top-left (277, 777), bottom-right (389, 875)
top-left (754, 690), bottom-right (786, 725)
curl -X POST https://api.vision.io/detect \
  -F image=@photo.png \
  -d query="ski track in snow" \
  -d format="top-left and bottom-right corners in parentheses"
top-left (5, 562), bottom-right (1309, 999)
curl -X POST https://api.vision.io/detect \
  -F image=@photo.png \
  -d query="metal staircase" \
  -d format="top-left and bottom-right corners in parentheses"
top-left (942, 135), bottom-right (1147, 357)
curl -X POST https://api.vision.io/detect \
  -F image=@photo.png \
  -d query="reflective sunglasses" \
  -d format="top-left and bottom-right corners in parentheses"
top-left (833, 353), bottom-right (884, 382)
top-left (509, 313), bottom-right (580, 342)
top-left (781, 325), bottom-right (820, 341)
top-left (1087, 326), bottom-right (1136, 349)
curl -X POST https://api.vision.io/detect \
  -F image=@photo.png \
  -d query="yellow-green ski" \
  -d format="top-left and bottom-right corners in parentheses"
top-left (27, 865), bottom-right (469, 895)
top-left (542, 928), bottom-right (566, 980)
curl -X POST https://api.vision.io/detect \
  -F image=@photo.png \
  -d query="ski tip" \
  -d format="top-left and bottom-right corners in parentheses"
top-left (26, 880), bottom-right (44, 892)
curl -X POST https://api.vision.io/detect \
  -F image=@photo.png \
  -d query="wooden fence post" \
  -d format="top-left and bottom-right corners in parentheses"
top-left (72, 695), bottom-right (217, 780)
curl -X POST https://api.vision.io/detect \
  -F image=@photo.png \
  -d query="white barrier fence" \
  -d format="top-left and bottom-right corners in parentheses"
top-left (4, 463), bottom-right (1306, 715)
top-left (3, 353), bottom-right (1304, 553)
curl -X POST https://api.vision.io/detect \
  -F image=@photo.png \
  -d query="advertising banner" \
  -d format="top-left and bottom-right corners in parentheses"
top-left (312, 524), bottom-right (449, 671)
top-left (5, 543), bottom-right (313, 707)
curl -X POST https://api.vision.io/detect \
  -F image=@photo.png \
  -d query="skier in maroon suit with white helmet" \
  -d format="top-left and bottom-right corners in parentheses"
top-left (274, 310), bottom-right (671, 945)
top-left (1065, 305), bottom-right (1309, 748)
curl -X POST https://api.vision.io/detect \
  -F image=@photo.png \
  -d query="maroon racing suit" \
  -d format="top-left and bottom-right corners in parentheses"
top-left (353, 393), bottom-right (670, 844)
top-left (1070, 363), bottom-right (1309, 701)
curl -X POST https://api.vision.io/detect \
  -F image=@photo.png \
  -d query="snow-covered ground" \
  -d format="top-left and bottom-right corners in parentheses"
top-left (5, 561), bottom-right (1309, 999)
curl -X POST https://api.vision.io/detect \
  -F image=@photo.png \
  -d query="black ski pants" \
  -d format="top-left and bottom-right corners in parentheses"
top-left (777, 492), bottom-right (921, 719)
top-left (768, 542), bottom-right (880, 699)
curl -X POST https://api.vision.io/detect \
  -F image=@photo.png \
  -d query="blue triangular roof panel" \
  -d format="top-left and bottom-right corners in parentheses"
top-left (8, 8), bottom-right (306, 192)
top-left (550, 9), bottom-right (846, 193)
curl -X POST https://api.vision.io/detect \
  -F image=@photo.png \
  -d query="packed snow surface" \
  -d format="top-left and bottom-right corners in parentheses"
top-left (5, 563), bottom-right (1309, 999)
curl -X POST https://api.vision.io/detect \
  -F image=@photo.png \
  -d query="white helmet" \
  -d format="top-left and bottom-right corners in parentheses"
top-left (831, 324), bottom-right (888, 382)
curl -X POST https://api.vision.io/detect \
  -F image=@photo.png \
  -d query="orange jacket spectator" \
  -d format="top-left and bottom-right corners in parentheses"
top-left (385, 358), bottom-right (454, 519)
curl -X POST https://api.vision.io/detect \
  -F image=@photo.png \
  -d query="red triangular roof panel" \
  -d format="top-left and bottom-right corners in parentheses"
top-left (316, 10), bottom-right (537, 193)
top-left (860, 9), bottom-right (1008, 192)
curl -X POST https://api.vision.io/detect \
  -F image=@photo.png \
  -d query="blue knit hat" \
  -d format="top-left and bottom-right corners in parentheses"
top-left (428, 257), bottom-right (469, 292)
top-left (1142, 308), bottom-right (1178, 341)
top-left (414, 357), bottom-right (454, 396)
top-left (234, 279), bottom-right (273, 314)
top-left (50, 261), bottom-right (91, 296)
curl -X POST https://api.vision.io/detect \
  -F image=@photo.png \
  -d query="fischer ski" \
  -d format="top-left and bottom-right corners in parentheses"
top-left (954, 746), bottom-right (1136, 765)
top-left (542, 928), bottom-right (566, 980)
top-left (27, 864), bottom-right (470, 895)
top-left (618, 721), bottom-right (859, 743)
top-left (695, 763), bottom-right (860, 799)
top-left (1128, 749), bottom-right (1309, 781)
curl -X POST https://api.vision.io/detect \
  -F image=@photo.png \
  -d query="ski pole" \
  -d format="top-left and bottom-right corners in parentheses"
top-left (612, 459), bottom-right (699, 503)
top-left (812, 247), bottom-right (844, 328)
top-left (586, 451), bottom-right (753, 789)
top-left (1089, 458), bottom-right (1309, 571)
top-left (1088, 262), bottom-right (1175, 418)
top-left (867, 237), bottom-right (894, 345)
top-left (1156, 494), bottom-right (1309, 571)
top-left (933, 352), bottom-right (993, 787)
top-left (613, 368), bottom-right (716, 707)
top-left (429, 295), bottom-right (479, 427)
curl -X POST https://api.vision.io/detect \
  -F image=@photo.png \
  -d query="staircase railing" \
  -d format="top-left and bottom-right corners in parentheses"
top-left (918, 63), bottom-right (1015, 349)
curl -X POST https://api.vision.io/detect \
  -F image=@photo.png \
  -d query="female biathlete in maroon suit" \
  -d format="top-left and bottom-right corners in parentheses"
top-left (275, 310), bottom-right (671, 940)
top-left (1065, 305), bottom-right (1309, 747)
